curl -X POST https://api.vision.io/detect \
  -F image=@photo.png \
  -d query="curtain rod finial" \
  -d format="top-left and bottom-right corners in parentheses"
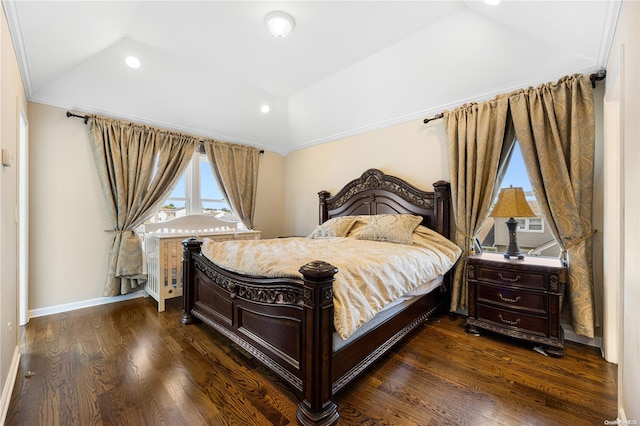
top-left (423, 113), bottom-right (444, 124)
top-left (66, 111), bottom-right (89, 124)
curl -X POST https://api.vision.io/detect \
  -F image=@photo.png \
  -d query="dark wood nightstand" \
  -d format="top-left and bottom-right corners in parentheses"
top-left (466, 253), bottom-right (567, 357)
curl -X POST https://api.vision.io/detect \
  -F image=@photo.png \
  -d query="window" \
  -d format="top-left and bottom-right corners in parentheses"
top-left (478, 142), bottom-right (559, 257)
top-left (151, 152), bottom-right (238, 224)
top-left (517, 217), bottom-right (544, 233)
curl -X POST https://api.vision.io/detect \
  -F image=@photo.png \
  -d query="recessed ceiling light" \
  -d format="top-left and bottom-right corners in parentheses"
top-left (265, 11), bottom-right (295, 38)
top-left (260, 105), bottom-right (271, 114)
top-left (484, 0), bottom-right (500, 5)
top-left (125, 56), bottom-right (141, 69)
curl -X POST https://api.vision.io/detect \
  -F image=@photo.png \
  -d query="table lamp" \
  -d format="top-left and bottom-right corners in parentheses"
top-left (489, 186), bottom-right (535, 260)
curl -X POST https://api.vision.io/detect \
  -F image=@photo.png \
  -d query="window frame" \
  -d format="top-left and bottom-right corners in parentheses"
top-left (516, 217), bottom-right (545, 233)
top-left (157, 152), bottom-right (230, 221)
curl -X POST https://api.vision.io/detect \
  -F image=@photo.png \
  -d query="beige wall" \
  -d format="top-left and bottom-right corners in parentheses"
top-left (0, 6), bottom-right (27, 420)
top-left (254, 150), bottom-right (285, 239)
top-left (27, 102), bottom-right (285, 313)
top-left (283, 118), bottom-right (449, 237)
top-left (29, 103), bottom-right (112, 309)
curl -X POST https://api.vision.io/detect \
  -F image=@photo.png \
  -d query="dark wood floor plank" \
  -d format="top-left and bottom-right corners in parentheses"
top-left (6, 296), bottom-right (616, 426)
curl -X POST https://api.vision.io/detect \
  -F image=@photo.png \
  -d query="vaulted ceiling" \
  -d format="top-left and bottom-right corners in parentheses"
top-left (3, 1), bottom-right (619, 155)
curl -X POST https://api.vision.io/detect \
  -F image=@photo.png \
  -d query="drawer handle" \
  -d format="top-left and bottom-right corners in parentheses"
top-left (498, 293), bottom-right (521, 303)
top-left (498, 273), bottom-right (521, 283)
top-left (498, 314), bottom-right (521, 326)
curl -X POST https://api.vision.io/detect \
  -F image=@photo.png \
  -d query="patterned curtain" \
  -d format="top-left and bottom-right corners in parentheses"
top-left (203, 140), bottom-right (261, 230)
top-left (444, 95), bottom-right (514, 312)
top-left (89, 116), bottom-right (198, 296)
top-left (509, 74), bottom-right (596, 338)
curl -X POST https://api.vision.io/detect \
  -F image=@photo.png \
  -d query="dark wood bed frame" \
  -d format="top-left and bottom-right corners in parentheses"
top-left (180, 169), bottom-right (452, 425)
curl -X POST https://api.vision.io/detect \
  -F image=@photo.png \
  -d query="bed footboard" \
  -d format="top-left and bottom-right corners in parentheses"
top-left (181, 238), bottom-right (340, 426)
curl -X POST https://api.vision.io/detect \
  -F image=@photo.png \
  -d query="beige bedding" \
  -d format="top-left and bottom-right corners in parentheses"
top-left (201, 225), bottom-right (461, 340)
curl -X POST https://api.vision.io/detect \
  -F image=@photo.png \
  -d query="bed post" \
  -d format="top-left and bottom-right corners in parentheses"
top-left (433, 180), bottom-right (451, 240)
top-left (180, 238), bottom-right (202, 325)
top-left (433, 181), bottom-right (454, 310)
top-left (297, 261), bottom-right (339, 426)
top-left (318, 190), bottom-right (330, 224)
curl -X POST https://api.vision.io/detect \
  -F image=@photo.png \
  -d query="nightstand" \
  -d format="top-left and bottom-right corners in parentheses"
top-left (466, 253), bottom-right (567, 357)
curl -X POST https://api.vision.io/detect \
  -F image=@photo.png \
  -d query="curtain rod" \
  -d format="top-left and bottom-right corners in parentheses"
top-left (66, 111), bottom-right (89, 123)
top-left (65, 111), bottom-right (265, 154)
top-left (422, 71), bottom-right (607, 124)
top-left (423, 113), bottom-right (443, 124)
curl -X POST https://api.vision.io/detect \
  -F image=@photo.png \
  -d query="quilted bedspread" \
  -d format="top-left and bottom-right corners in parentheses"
top-left (201, 227), bottom-right (461, 340)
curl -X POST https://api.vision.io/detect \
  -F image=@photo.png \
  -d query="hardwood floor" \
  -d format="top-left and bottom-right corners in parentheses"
top-left (6, 296), bottom-right (617, 425)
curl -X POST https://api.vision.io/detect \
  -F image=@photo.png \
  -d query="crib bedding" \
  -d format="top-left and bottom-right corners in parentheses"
top-left (201, 225), bottom-right (461, 340)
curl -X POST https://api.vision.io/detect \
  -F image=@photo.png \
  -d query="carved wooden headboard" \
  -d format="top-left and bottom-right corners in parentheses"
top-left (317, 168), bottom-right (451, 239)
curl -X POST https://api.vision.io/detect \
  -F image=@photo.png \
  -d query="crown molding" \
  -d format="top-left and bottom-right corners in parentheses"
top-left (596, 0), bottom-right (622, 68)
top-left (2, 0), bottom-right (34, 97)
top-left (284, 66), bottom-right (603, 155)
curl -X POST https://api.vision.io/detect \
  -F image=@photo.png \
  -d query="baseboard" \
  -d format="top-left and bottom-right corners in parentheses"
top-left (562, 322), bottom-right (603, 350)
top-left (618, 406), bottom-right (627, 424)
top-left (0, 346), bottom-right (21, 425)
top-left (28, 291), bottom-right (145, 319)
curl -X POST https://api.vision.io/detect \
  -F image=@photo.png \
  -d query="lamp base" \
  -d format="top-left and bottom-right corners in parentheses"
top-left (502, 217), bottom-right (525, 260)
top-left (503, 252), bottom-right (525, 260)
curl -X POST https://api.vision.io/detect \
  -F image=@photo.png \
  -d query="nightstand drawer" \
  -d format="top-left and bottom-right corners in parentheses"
top-left (477, 304), bottom-right (547, 337)
top-left (476, 265), bottom-right (547, 290)
top-left (477, 284), bottom-right (548, 314)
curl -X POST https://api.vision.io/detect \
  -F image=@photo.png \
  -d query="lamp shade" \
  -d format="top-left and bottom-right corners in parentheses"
top-left (265, 11), bottom-right (295, 38)
top-left (489, 186), bottom-right (535, 218)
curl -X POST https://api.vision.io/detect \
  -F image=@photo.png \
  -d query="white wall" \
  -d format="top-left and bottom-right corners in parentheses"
top-left (28, 102), bottom-right (285, 313)
top-left (606, 0), bottom-right (640, 421)
top-left (0, 5), bottom-right (27, 422)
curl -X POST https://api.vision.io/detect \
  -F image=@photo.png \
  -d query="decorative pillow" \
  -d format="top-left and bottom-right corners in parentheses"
top-left (342, 215), bottom-right (374, 238)
top-left (307, 216), bottom-right (358, 239)
top-left (356, 214), bottom-right (422, 244)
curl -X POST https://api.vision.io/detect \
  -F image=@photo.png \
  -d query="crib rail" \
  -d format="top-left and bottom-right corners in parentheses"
top-left (144, 229), bottom-right (260, 311)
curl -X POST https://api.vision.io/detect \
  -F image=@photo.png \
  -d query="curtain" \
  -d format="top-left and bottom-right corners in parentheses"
top-left (509, 74), bottom-right (596, 338)
top-left (89, 116), bottom-right (198, 296)
top-left (203, 140), bottom-right (260, 230)
top-left (443, 95), bottom-right (513, 312)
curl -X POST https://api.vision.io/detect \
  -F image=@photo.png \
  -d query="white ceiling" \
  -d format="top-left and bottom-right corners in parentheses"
top-left (3, 1), bottom-right (620, 155)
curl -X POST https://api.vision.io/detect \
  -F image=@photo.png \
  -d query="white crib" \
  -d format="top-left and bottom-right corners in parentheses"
top-left (143, 215), bottom-right (261, 312)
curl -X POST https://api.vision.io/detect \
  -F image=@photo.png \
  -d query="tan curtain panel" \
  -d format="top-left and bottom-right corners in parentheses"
top-left (443, 95), bottom-right (513, 312)
top-left (203, 140), bottom-right (260, 230)
top-left (509, 74), bottom-right (596, 338)
top-left (89, 116), bottom-right (198, 296)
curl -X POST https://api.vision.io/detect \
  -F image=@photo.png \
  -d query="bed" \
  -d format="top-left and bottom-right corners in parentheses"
top-left (180, 168), bottom-right (459, 425)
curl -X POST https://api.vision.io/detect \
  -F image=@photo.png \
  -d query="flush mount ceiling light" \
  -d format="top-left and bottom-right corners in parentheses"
top-left (260, 104), bottom-right (271, 113)
top-left (265, 11), bottom-right (295, 38)
top-left (125, 55), bottom-right (141, 69)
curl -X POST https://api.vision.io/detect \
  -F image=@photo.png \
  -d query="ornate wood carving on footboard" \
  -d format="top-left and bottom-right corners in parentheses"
top-left (181, 239), bottom-right (340, 425)
top-left (180, 169), bottom-right (454, 425)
